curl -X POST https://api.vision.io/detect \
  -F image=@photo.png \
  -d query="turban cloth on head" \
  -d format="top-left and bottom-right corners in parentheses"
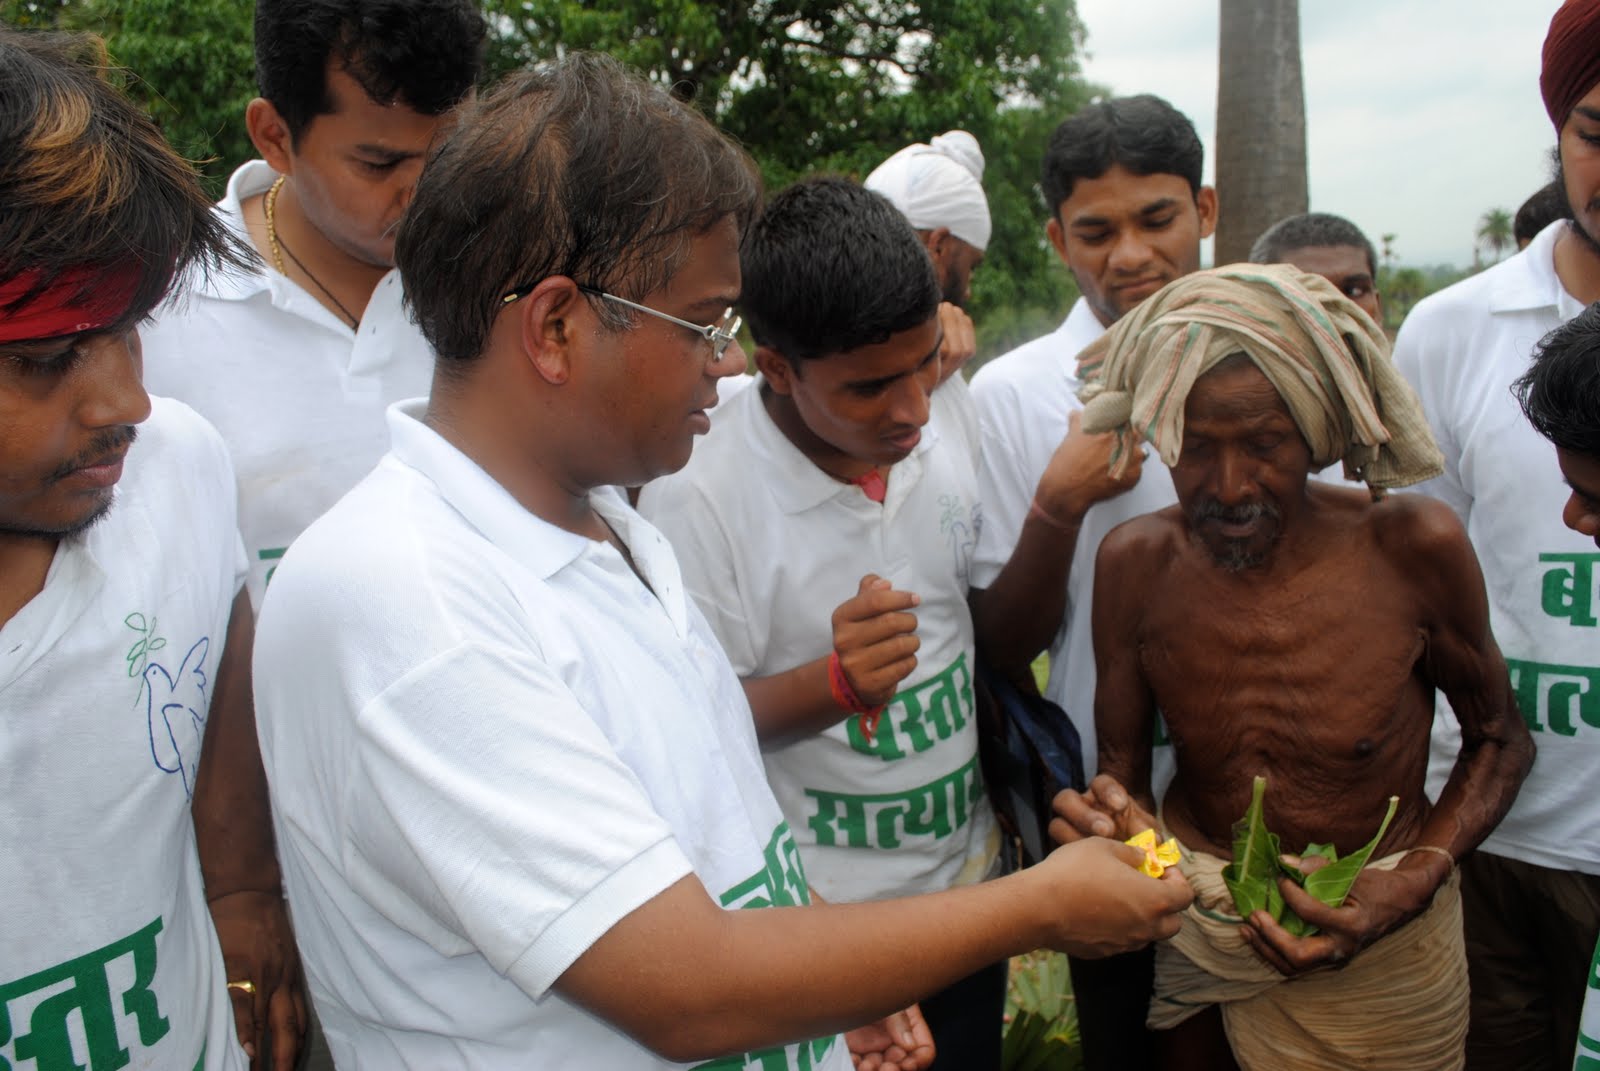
top-left (864, 131), bottom-right (992, 252)
top-left (1542, 0), bottom-right (1600, 129)
top-left (1075, 263), bottom-right (1444, 490)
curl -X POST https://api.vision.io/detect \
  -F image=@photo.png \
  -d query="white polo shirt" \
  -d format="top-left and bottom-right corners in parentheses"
top-left (253, 400), bottom-right (848, 1071)
top-left (140, 159), bottom-right (435, 610)
top-left (639, 381), bottom-right (999, 903)
top-left (1394, 219), bottom-right (1598, 875)
top-left (970, 297), bottom-right (1107, 574)
top-left (1, 397), bottom-right (246, 1071)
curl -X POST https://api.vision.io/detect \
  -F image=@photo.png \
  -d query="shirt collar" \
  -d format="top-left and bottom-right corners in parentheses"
top-left (386, 400), bottom-right (591, 579)
top-left (189, 161), bottom-right (361, 338)
top-left (350, 270), bottom-right (428, 378)
top-left (1058, 296), bottom-right (1109, 387)
top-left (1486, 219), bottom-right (1584, 317)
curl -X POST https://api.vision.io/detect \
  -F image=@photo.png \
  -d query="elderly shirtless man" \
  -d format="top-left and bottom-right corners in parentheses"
top-left (1053, 265), bottom-right (1534, 1071)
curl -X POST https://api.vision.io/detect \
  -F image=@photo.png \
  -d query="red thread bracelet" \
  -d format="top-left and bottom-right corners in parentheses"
top-left (828, 650), bottom-right (887, 743)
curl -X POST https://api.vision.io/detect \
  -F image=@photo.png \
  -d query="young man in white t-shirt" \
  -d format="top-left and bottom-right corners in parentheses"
top-left (1392, 7), bottom-right (1600, 1067)
top-left (253, 54), bottom-right (1194, 1071)
top-left (140, 0), bottom-right (486, 609)
top-left (639, 176), bottom-right (1027, 1068)
top-left (0, 30), bottom-right (300, 1071)
top-left (1511, 303), bottom-right (1600, 1071)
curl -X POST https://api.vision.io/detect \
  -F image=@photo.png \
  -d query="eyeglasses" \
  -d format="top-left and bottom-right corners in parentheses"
top-left (499, 280), bottom-right (742, 362)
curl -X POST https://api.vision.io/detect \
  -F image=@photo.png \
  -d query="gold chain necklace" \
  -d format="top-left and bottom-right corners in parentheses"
top-left (263, 175), bottom-right (359, 329)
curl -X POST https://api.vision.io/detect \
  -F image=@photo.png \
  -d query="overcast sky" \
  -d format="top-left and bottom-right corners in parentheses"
top-left (1073, 0), bottom-right (1564, 268)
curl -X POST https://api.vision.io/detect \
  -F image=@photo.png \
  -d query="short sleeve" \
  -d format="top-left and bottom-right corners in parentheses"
top-left (1392, 302), bottom-right (1473, 525)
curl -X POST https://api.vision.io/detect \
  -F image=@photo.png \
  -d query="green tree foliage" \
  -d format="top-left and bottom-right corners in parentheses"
top-left (483, 0), bottom-right (1100, 358)
top-left (1, 0), bottom-right (256, 198)
top-left (1, 0), bottom-right (69, 28)
top-left (73, 0), bottom-right (256, 198)
top-left (4, 0), bottom-right (1098, 353)
top-left (1476, 207), bottom-right (1514, 265)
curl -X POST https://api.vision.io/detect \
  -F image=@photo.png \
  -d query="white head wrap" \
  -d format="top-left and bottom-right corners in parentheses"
top-left (864, 130), bottom-right (992, 252)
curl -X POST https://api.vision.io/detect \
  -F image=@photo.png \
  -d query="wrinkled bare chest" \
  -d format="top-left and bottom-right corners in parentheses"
top-left (1136, 589), bottom-right (1428, 746)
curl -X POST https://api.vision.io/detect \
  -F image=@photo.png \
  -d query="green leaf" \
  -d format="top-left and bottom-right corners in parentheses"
top-left (1302, 795), bottom-right (1401, 909)
top-left (1222, 775), bottom-right (1282, 920)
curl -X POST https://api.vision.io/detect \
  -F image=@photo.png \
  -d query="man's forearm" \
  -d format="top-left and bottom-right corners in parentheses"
top-left (1426, 719), bottom-right (1534, 862)
top-left (192, 591), bottom-right (282, 898)
top-left (556, 836), bottom-right (1184, 1064)
top-left (969, 510), bottom-right (1081, 682)
top-left (742, 659), bottom-right (847, 745)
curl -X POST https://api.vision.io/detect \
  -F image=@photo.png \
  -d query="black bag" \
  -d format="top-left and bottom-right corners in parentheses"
top-left (974, 660), bottom-right (1087, 869)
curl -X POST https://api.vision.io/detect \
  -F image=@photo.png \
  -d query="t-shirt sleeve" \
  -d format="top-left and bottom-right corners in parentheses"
top-left (343, 640), bottom-right (694, 1000)
top-left (1392, 304), bottom-right (1473, 524)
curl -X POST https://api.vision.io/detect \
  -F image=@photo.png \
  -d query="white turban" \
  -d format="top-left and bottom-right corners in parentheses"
top-left (864, 130), bottom-right (992, 252)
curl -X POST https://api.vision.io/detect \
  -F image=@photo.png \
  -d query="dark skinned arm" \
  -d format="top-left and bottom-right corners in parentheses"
top-left (1049, 519), bottom-right (1162, 844)
top-left (743, 576), bottom-right (920, 745)
top-left (553, 835), bottom-right (1190, 1063)
top-left (971, 411), bottom-right (1142, 687)
top-left (192, 590), bottom-right (306, 1070)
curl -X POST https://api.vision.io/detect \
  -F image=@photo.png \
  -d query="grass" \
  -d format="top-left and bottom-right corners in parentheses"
top-left (1001, 655), bottom-right (1084, 1069)
top-left (1004, 950), bottom-right (1082, 1071)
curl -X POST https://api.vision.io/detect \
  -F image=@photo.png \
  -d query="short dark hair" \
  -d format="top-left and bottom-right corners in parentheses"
top-left (1515, 181), bottom-right (1570, 246)
top-left (741, 177), bottom-right (939, 364)
top-left (1249, 212), bottom-right (1377, 277)
top-left (397, 52), bottom-right (762, 365)
top-left (254, 0), bottom-right (485, 142)
top-left (0, 29), bottom-right (248, 326)
top-left (1516, 302), bottom-right (1600, 458)
top-left (1040, 94), bottom-right (1204, 214)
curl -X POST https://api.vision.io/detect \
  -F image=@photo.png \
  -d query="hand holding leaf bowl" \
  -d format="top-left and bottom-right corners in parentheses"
top-left (1222, 776), bottom-right (1399, 938)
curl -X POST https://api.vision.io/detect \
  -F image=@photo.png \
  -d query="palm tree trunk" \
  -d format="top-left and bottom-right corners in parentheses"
top-left (1214, 0), bottom-right (1308, 265)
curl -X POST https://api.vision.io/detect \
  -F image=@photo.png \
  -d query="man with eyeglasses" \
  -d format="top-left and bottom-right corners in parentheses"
top-left (251, 55), bottom-right (1191, 1069)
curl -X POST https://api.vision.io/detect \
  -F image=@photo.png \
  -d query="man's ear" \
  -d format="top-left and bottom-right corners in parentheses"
top-left (515, 278), bottom-right (586, 386)
top-left (245, 98), bottom-right (295, 174)
top-left (923, 226), bottom-right (953, 269)
top-left (753, 344), bottom-right (799, 395)
top-left (1045, 214), bottom-right (1069, 266)
top-left (1195, 185), bottom-right (1219, 240)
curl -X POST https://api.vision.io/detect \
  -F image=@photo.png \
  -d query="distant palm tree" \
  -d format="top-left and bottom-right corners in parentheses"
top-left (1478, 209), bottom-right (1514, 264)
top-left (1214, 0), bottom-right (1308, 264)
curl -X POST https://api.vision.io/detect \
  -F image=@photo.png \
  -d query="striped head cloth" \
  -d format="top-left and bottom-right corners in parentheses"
top-left (1075, 263), bottom-right (1443, 490)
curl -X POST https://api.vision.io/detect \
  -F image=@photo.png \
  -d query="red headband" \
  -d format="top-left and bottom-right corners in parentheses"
top-left (1542, 0), bottom-right (1600, 129)
top-left (0, 263), bottom-right (143, 345)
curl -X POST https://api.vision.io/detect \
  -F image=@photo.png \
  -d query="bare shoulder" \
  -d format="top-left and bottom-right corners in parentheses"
top-left (1363, 492), bottom-right (1485, 618)
top-left (1096, 506), bottom-right (1185, 583)
top-left (1365, 491), bottom-right (1474, 568)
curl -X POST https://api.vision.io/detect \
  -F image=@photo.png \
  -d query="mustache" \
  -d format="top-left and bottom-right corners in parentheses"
top-left (47, 426), bottom-right (137, 484)
top-left (1189, 498), bottom-right (1281, 527)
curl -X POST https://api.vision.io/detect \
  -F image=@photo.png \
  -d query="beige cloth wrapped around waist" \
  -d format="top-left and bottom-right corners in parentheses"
top-left (1150, 842), bottom-right (1466, 1071)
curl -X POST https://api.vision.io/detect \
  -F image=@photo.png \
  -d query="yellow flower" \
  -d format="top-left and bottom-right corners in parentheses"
top-left (1126, 828), bottom-right (1181, 878)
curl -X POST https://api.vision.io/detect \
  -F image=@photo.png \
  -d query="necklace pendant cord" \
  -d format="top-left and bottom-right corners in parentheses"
top-left (263, 175), bottom-right (360, 330)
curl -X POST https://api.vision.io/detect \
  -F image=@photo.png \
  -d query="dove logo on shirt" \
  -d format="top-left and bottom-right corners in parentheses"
top-left (127, 612), bottom-right (213, 798)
